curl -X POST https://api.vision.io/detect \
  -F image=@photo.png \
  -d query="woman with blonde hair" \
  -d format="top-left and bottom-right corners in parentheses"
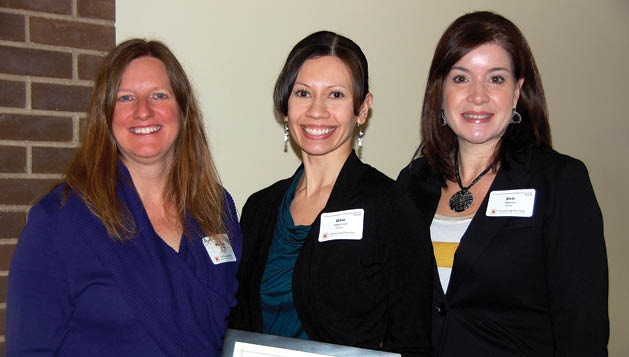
top-left (7, 39), bottom-right (242, 356)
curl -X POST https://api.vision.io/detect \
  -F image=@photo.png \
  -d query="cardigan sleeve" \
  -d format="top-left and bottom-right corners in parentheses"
top-left (6, 199), bottom-right (74, 356)
top-left (544, 158), bottom-right (609, 355)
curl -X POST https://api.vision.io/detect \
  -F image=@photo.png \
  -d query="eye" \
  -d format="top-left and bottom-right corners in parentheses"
top-left (118, 94), bottom-right (134, 102)
top-left (153, 92), bottom-right (169, 100)
top-left (330, 91), bottom-right (345, 99)
top-left (294, 88), bottom-right (309, 97)
top-left (489, 75), bottom-right (505, 84)
top-left (452, 75), bottom-right (467, 84)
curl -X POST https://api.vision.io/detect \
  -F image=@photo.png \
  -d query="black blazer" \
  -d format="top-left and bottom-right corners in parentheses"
top-left (397, 147), bottom-right (609, 356)
top-left (229, 152), bottom-right (434, 356)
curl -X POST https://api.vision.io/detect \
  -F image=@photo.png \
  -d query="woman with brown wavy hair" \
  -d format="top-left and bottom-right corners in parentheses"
top-left (398, 11), bottom-right (608, 356)
top-left (7, 39), bottom-right (242, 356)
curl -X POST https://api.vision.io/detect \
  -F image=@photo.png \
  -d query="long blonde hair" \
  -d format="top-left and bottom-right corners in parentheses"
top-left (64, 39), bottom-right (225, 241)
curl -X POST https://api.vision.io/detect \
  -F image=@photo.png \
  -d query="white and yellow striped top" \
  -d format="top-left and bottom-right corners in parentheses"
top-left (430, 213), bottom-right (473, 293)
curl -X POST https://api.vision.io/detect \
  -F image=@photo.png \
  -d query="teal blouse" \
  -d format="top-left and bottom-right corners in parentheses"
top-left (260, 168), bottom-right (310, 339)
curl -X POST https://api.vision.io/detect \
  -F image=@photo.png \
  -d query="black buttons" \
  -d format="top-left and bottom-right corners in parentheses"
top-left (435, 303), bottom-right (447, 315)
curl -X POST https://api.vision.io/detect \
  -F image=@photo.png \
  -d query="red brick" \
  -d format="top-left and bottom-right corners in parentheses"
top-left (78, 0), bottom-right (115, 21)
top-left (0, 242), bottom-right (16, 270)
top-left (32, 82), bottom-right (92, 113)
top-left (32, 146), bottom-right (76, 174)
top-left (0, 275), bottom-right (7, 302)
top-left (0, 211), bottom-right (27, 239)
top-left (0, 12), bottom-right (25, 42)
top-left (78, 54), bottom-right (105, 80)
top-left (0, 79), bottom-right (26, 108)
top-left (0, 0), bottom-right (72, 14)
top-left (0, 113), bottom-right (73, 142)
top-left (30, 17), bottom-right (115, 52)
top-left (0, 178), bottom-right (58, 206)
top-left (0, 145), bottom-right (26, 173)
top-left (0, 45), bottom-right (72, 78)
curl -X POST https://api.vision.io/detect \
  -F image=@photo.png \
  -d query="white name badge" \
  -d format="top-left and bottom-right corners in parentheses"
top-left (203, 234), bottom-right (237, 264)
top-left (318, 208), bottom-right (364, 242)
top-left (486, 189), bottom-right (536, 217)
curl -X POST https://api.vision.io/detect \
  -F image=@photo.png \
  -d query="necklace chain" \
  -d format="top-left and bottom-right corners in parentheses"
top-left (449, 152), bottom-right (492, 212)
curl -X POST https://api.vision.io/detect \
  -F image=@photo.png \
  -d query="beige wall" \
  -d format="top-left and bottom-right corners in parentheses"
top-left (117, 0), bottom-right (629, 354)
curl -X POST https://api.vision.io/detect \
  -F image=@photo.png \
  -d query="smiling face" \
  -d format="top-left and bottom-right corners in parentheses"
top-left (287, 55), bottom-right (371, 162)
top-left (112, 56), bottom-right (181, 169)
top-left (442, 43), bottom-right (524, 152)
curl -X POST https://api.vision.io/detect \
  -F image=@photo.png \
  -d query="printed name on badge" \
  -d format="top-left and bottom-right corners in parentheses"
top-left (318, 208), bottom-right (364, 242)
top-left (203, 234), bottom-right (237, 264)
top-left (486, 189), bottom-right (536, 217)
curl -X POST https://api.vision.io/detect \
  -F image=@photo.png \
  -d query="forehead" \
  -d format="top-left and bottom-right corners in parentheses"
top-left (297, 55), bottom-right (352, 83)
top-left (120, 56), bottom-right (171, 85)
top-left (453, 43), bottom-right (514, 71)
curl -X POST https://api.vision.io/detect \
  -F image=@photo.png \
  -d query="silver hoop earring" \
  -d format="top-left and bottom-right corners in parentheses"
top-left (283, 120), bottom-right (289, 152)
top-left (441, 110), bottom-right (447, 126)
top-left (511, 109), bottom-right (522, 124)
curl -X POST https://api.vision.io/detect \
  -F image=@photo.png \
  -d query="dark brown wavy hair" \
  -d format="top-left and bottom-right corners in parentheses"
top-left (416, 11), bottom-right (552, 183)
top-left (63, 38), bottom-right (225, 241)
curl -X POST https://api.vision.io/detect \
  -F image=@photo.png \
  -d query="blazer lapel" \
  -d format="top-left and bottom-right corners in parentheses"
top-left (449, 153), bottom-right (532, 291)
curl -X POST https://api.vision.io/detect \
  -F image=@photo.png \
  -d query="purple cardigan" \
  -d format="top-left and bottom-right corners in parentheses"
top-left (6, 163), bottom-right (242, 356)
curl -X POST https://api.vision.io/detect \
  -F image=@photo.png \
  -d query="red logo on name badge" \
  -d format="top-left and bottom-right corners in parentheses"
top-left (491, 209), bottom-right (497, 214)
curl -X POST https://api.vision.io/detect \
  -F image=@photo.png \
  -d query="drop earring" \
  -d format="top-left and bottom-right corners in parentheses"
top-left (356, 124), bottom-right (364, 158)
top-left (441, 110), bottom-right (447, 126)
top-left (283, 120), bottom-right (289, 152)
top-left (357, 125), bottom-right (364, 148)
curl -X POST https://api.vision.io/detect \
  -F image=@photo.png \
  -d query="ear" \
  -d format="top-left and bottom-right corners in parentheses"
top-left (513, 78), bottom-right (524, 108)
top-left (357, 92), bottom-right (373, 125)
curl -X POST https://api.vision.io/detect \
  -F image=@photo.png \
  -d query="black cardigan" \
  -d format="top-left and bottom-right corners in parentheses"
top-left (397, 147), bottom-right (608, 356)
top-left (229, 152), bottom-right (434, 356)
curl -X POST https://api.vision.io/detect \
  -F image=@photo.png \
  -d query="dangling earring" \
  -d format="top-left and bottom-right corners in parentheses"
top-left (511, 109), bottom-right (522, 124)
top-left (283, 120), bottom-right (289, 152)
top-left (440, 110), bottom-right (447, 126)
top-left (356, 123), bottom-right (364, 158)
top-left (357, 125), bottom-right (364, 148)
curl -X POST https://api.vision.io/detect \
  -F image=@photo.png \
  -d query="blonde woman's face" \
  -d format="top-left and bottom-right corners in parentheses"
top-left (112, 56), bottom-right (181, 168)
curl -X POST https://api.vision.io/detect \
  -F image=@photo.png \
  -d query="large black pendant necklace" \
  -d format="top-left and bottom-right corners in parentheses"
top-left (449, 153), bottom-right (492, 212)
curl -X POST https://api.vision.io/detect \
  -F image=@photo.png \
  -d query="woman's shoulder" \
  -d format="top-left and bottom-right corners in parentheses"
top-left (397, 157), bottom-right (432, 187)
top-left (28, 184), bottom-right (72, 220)
top-left (524, 147), bottom-right (590, 176)
top-left (242, 177), bottom-right (293, 209)
top-left (354, 162), bottom-right (418, 204)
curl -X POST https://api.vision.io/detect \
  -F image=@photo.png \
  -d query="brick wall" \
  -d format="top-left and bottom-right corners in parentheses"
top-left (0, 0), bottom-right (115, 350)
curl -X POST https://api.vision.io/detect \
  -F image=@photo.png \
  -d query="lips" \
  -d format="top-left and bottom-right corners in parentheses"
top-left (130, 125), bottom-right (161, 134)
top-left (462, 112), bottom-right (493, 123)
top-left (303, 126), bottom-right (336, 138)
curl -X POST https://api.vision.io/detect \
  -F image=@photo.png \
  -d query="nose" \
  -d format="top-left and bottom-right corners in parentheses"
top-left (306, 96), bottom-right (329, 119)
top-left (133, 97), bottom-right (153, 121)
top-left (467, 81), bottom-right (489, 105)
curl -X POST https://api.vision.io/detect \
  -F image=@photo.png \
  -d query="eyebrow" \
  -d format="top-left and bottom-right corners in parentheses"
top-left (450, 66), bottom-right (512, 73)
top-left (293, 81), bottom-right (349, 90)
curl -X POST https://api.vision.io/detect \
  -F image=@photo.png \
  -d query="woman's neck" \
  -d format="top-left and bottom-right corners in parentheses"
top-left (456, 142), bottom-right (497, 184)
top-left (299, 148), bottom-right (351, 197)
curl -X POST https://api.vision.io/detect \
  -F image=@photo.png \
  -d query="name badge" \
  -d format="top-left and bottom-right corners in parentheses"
top-left (203, 234), bottom-right (237, 264)
top-left (318, 208), bottom-right (364, 242)
top-left (486, 189), bottom-right (536, 217)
